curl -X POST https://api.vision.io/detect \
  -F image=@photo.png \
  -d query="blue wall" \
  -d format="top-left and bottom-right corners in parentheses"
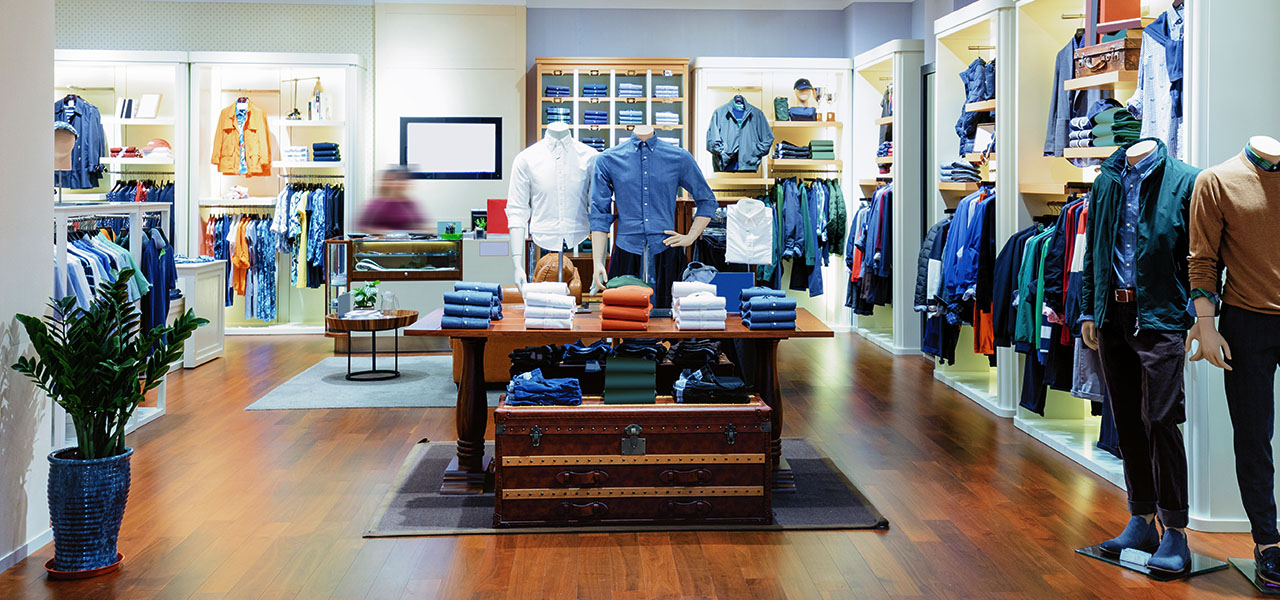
top-left (843, 2), bottom-right (914, 59)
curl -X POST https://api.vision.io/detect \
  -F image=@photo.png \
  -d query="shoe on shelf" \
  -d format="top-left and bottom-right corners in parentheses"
top-left (1255, 546), bottom-right (1280, 588)
top-left (1147, 528), bottom-right (1190, 575)
top-left (1099, 515), bottom-right (1160, 556)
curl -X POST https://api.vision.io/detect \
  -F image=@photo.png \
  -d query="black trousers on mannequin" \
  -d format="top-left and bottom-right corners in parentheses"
top-left (1219, 304), bottom-right (1280, 545)
top-left (1096, 300), bottom-right (1189, 529)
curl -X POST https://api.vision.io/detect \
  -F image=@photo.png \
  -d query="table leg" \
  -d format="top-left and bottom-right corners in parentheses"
top-left (441, 336), bottom-right (490, 495)
top-left (754, 338), bottom-right (794, 493)
top-left (370, 330), bottom-right (377, 371)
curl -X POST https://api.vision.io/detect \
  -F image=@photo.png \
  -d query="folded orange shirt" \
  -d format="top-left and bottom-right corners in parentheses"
top-left (600, 305), bottom-right (650, 322)
top-left (602, 285), bottom-right (653, 308)
top-left (601, 318), bottom-right (648, 331)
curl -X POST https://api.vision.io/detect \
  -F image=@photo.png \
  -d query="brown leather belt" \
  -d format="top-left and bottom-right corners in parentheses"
top-left (1113, 288), bottom-right (1137, 303)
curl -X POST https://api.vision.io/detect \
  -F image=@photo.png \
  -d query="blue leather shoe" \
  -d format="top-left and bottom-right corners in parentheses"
top-left (1147, 528), bottom-right (1190, 575)
top-left (1099, 516), bottom-right (1160, 556)
top-left (1254, 546), bottom-right (1280, 588)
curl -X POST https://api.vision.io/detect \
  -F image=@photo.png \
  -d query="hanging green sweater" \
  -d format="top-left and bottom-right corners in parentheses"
top-left (826, 179), bottom-right (847, 255)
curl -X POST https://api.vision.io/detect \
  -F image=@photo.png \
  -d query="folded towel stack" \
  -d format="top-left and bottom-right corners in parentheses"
top-left (674, 291), bottom-right (727, 330)
top-left (583, 109), bottom-right (609, 125)
top-left (523, 281), bottom-right (575, 329)
top-left (601, 285), bottom-right (652, 331)
top-left (810, 139), bottom-right (836, 160)
top-left (617, 82), bottom-right (644, 97)
top-left (312, 142), bottom-right (341, 162)
top-left (544, 106), bottom-right (572, 124)
top-left (582, 137), bottom-right (606, 152)
top-left (618, 109), bottom-right (644, 125)
top-left (284, 145), bottom-right (309, 162)
top-left (653, 111), bottom-right (680, 125)
top-left (544, 85), bottom-right (571, 98)
top-left (939, 160), bottom-right (981, 183)
top-left (653, 85), bottom-right (680, 98)
top-left (741, 296), bottom-right (798, 330)
top-left (581, 84), bottom-right (608, 98)
top-left (506, 368), bottom-right (582, 406)
top-left (442, 284), bottom-right (502, 329)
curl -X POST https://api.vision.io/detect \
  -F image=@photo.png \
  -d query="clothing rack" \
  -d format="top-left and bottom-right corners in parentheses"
top-left (105, 170), bottom-right (175, 176)
top-left (968, 45), bottom-right (997, 51)
top-left (280, 173), bottom-right (345, 179)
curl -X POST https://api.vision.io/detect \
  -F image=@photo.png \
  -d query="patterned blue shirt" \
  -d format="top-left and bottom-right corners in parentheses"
top-left (1114, 149), bottom-right (1161, 289)
top-left (589, 134), bottom-right (715, 256)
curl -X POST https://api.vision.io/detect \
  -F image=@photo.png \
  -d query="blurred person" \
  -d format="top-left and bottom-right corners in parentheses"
top-left (359, 167), bottom-right (429, 233)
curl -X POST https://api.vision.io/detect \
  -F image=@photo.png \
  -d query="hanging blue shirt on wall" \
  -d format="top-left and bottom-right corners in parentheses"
top-left (589, 134), bottom-right (716, 256)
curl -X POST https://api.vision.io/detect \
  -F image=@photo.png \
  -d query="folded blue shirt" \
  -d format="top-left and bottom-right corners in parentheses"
top-left (454, 281), bottom-right (502, 301)
top-left (740, 308), bottom-right (796, 323)
top-left (312, 142), bottom-right (339, 151)
top-left (444, 303), bottom-right (502, 319)
top-left (442, 315), bottom-right (490, 329)
top-left (743, 319), bottom-right (796, 330)
top-left (506, 369), bottom-right (582, 406)
top-left (443, 290), bottom-right (496, 308)
top-left (742, 296), bottom-right (797, 312)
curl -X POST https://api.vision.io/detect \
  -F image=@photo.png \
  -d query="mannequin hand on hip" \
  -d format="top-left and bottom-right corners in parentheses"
top-left (1186, 318), bottom-right (1233, 370)
top-left (662, 230), bottom-right (697, 248)
top-left (1081, 320), bottom-right (1100, 351)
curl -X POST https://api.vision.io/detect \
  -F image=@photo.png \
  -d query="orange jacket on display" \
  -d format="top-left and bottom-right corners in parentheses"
top-left (212, 101), bottom-right (273, 176)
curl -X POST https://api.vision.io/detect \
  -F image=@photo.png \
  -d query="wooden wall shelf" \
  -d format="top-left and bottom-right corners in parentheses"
top-left (964, 99), bottom-right (996, 113)
top-left (938, 182), bottom-right (980, 193)
top-left (1064, 147), bottom-right (1118, 159)
top-left (875, 156), bottom-right (893, 165)
top-left (874, 115), bottom-right (893, 126)
top-left (1064, 71), bottom-right (1138, 91)
top-left (768, 120), bottom-right (843, 130)
top-left (769, 158), bottom-right (843, 170)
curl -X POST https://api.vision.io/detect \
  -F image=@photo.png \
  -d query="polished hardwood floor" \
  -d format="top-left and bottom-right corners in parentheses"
top-left (0, 333), bottom-right (1261, 599)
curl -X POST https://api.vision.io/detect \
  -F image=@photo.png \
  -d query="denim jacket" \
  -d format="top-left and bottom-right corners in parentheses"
top-left (707, 100), bottom-right (774, 173)
top-left (54, 97), bottom-right (106, 189)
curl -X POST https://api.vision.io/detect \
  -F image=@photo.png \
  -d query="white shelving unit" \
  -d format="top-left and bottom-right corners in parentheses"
top-left (851, 40), bottom-right (924, 355)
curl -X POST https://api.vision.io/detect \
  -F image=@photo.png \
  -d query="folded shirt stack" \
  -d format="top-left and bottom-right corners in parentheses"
top-left (442, 288), bottom-right (500, 329)
top-left (939, 160), bottom-right (981, 183)
top-left (524, 284), bottom-right (575, 329)
top-left (653, 111), bottom-right (680, 125)
top-left (561, 339), bottom-right (612, 364)
top-left (312, 142), bottom-right (340, 162)
top-left (788, 106), bottom-right (817, 121)
top-left (617, 83), bottom-right (644, 97)
top-left (741, 296), bottom-right (798, 330)
top-left (582, 109), bottom-right (609, 125)
top-left (581, 84), bottom-right (608, 98)
top-left (669, 339), bottom-right (721, 370)
top-left (653, 85), bottom-right (680, 98)
top-left (1090, 107), bottom-right (1141, 148)
top-left (775, 141), bottom-right (812, 159)
top-left (810, 139), bottom-right (836, 160)
top-left (506, 368), bottom-right (582, 406)
top-left (601, 285), bottom-right (653, 330)
top-left (617, 109), bottom-right (644, 125)
top-left (283, 145), bottom-right (309, 162)
top-left (583, 137), bottom-right (606, 151)
top-left (674, 291), bottom-right (727, 330)
top-left (544, 85), bottom-right (571, 98)
top-left (676, 368), bottom-right (750, 404)
top-left (739, 286), bottom-right (786, 314)
top-left (544, 106), bottom-right (572, 124)
top-left (876, 141), bottom-right (893, 158)
top-left (509, 344), bottom-right (560, 377)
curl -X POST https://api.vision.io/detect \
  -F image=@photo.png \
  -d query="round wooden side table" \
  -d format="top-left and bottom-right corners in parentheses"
top-left (325, 309), bottom-right (420, 381)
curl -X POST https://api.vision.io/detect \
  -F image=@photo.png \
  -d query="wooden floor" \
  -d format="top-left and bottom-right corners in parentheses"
top-left (0, 333), bottom-right (1261, 599)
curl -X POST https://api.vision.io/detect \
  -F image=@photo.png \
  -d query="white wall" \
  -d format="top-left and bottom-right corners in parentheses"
top-left (0, 0), bottom-right (56, 571)
top-left (373, 3), bottom-right (527, 225)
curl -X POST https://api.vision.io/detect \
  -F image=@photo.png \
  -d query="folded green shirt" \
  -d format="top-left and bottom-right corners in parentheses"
top-left (605, 275), bottom-right (651, 289)
top-left (1092, 107), bottom-right (1139, 126)
top-left (1092, 122), bottom-right (1141, 137)
top-left (1093, 133), bottom-right (1140, 147)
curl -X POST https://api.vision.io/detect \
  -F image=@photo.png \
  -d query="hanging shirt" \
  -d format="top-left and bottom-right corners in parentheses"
top-left (506, 133), bottom-right (598, 251)
top-left (234, 101), bottom-right (249, 176)
top-left (1127, 4), bottom-right (1185, 159)
top-left (724, 197), bottom-right (774, 265)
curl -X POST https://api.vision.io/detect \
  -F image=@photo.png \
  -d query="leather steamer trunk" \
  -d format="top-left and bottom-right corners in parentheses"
top-left (494, 396), bottom-right (773, 527)
top-left (1073, 38), bottom-right (1142, 78)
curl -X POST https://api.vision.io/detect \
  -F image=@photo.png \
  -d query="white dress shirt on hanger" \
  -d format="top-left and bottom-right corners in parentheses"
top-left (505, 133), bottom-right (599, 251)
top-left (725, 197), bottom-right (774, 265)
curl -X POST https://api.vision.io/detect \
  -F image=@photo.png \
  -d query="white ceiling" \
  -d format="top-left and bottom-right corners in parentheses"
top-left (148, 0), bottom-right (913, 8)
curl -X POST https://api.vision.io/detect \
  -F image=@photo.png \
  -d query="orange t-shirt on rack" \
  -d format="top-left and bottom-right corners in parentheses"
top-left (602, 285), bottom-right (653, 309)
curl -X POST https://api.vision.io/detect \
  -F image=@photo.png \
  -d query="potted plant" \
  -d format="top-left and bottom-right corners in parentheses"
top-left (352, 280), bottom-right (380, 309)
top-left (11, 270), bottom-right (205, 577)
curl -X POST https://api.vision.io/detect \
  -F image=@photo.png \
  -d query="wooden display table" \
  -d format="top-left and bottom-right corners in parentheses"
top-left (326, 309), bottom-right (419, 381)
top-left (405, 306), bottom-right (834, 495)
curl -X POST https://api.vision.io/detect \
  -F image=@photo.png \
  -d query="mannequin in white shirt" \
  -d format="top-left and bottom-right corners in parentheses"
top-left (507, 122), bottom-right (597, 289)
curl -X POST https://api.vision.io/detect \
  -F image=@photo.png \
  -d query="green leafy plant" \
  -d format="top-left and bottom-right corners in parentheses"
top-left (352, 280), bottom-right (380, 309)
top-left (474, 218), bottom-right (487, 231)
top-left (12, 269), bottom-right (206, 459)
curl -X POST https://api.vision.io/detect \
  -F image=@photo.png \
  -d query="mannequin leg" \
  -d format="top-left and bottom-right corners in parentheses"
top-left (1220, 306), bottom-right (1280, 547)
top-left (1096, 314), bottom-right (1158, 519)
top-left (1130, 327), bottom-right (1190, 529)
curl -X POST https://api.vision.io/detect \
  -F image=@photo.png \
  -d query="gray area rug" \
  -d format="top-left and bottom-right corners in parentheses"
top-left (365, 438), bottom-right (888, 536)
top-left (245, 355), bottom-right (502, 410)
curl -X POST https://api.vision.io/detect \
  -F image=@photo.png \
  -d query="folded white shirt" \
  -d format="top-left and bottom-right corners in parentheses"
top-left (524, 292), bottom-right (576, 310)
top-left (672, 281), bottom-right (716, 299)
top-left (524, 305), bottom-right (575, 319)
top-left (525, 316), bottom-right (573, 329)
top-left (674, 292), bottom-right (726, 311)
top-left (522, 281), bottom-right (570, 296)
top-left (676, 317), bottom-right (726, 330)
top-left (674, 308), bottom-right (727, 321)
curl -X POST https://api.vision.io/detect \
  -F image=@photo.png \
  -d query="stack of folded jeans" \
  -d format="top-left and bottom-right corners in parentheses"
top-left (1069, 116), bottom-right (1093, 148)
top-left (442, 289), bottom-right (499, 329)
top-left (312, 142), bottom-right (340, 162)
top-left (561, 339), bottom-right (612, 364)
top-left (1091, 107), bottom-right (1141, 147)
top-left (617, 82), bottom-right (644, 97)
top-left (583, 137), bottom-right (606, 152)
top-left (674, 291), bottom-right (727, 330)
top-left (669, 339), bottom-right (721, 370)
top-left (581, 84), bottom-right (608, 97)
top-left (506, 368), bottom-right (582, 406)
top-left (544, 106), bottom-right (571, 124)
top-left (939, 160), bottom-right (981, 183)
top-left (741, 295), bottom-right (798, 330)
top-left (775, 141), bottom-right (811, 159)
top-left (653, 111), bottom-right (680, 125)
top-left (524, 290), bottom-right (575, 329)
top-left (601, 285), bottom-right (652, 330)
top-left (544, 85), bottom-right (571, 98)
top-left (509, 344), bottom-right (560, 377)
top-left (739, 286), bottom-right (785, 313)
top-left (875, 141), bottom-right (893, 158)
top-left (789, 106), bottom-right (817, 121)
top-left (284, 145), bottom-right (309, 162)
top-left (617, 109), bottom-right (644, 125)
top-left (613, 339), bottom-right (667, 362)
top-left (653, 85), bottom-right (680, 98)
top-left (676, 368), bottom-right (750, 404)
top-left (810, 139), bottom-right (835, 160)
top-left (583, 110), bottom-right (609, 125)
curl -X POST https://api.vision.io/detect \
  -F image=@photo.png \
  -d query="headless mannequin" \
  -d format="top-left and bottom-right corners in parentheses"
top-left (1185, 135), bottom-right (1280, 553)
top-left (590, 125), bottom-right (711, 292)
top-left (794, 87), bottom-right (816, 109)
top-left (509, 122), bottom-right (573, 289)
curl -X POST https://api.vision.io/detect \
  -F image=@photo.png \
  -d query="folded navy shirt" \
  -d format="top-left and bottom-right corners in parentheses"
top-left (444, 290), bottom-right (497, 308)
top-left (441, 315), bottom-right (490, 329)
top-left (740, 308), bottom-right (796, 323)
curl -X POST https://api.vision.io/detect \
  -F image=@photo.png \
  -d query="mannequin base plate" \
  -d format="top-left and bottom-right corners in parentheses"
top-left (1230, 558), bottom-right (1280, 594)
top-left (1075, 545), bottom-right (1228, 581)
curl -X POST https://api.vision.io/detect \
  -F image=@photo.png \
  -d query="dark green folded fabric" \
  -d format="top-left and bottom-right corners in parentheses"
top-left (1092, 107), bottom-right (1139, 126)
top-left (603, 389), bottom-right (656, 404)
top-left (774, 97), bottom-right (790, 121)
top-left (811, 152), bottom-right (836, 160)
top-left (604, 374), bottom-right (657, 389)
top-left (605, 275), bottom-right (651, 289)
top-left (809, 140), bottom-right (834, 148)
top-left (1092, 123), bottom-right (1141, 137)
top-left (607, 357), bottom-right (657, 373)
top-left (1093, 134), bottom-right (1140, 147)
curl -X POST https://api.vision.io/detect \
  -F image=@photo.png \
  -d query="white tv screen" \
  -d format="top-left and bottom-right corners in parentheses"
top-left (400, 117), bottom-right (501, 179)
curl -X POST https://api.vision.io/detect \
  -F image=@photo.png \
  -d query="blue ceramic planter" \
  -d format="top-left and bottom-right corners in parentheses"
top-left (47, 447), bottom-right (133, 572)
